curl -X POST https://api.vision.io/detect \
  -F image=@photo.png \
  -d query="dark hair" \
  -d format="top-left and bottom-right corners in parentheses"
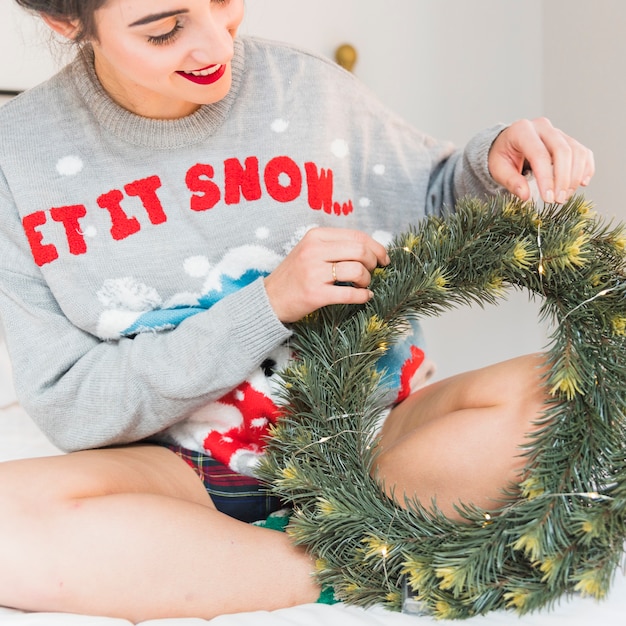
top-left (14, 0), bottom-right (108, 43)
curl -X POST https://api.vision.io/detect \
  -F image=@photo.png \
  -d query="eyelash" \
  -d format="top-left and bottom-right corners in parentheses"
top-left (146, 1), bottom-right (229, 46)
top-left (147, 21), bottom-right (184, 46)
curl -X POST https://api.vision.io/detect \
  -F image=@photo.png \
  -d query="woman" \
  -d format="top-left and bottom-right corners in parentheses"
top-left (0, 0), bottom-right (594, 620)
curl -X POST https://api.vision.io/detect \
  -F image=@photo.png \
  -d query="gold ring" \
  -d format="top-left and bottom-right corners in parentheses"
top-left (331, 261), bottom-right (338, 283)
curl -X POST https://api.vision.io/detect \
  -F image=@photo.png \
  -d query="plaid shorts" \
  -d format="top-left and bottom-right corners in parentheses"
top-left (160, 443), bottom-right (284, 523)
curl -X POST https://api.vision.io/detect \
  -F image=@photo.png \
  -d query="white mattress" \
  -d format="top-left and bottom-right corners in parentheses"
top-left (0, 342), bottom-right (625, 626)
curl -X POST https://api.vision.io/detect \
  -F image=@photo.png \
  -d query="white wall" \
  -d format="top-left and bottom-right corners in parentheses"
top-left (543, 0), bottom-right (626, 223)
top-left (0, 2), bottom-right (59, 91)
top-left (242, 0), bottom-right (544, 144)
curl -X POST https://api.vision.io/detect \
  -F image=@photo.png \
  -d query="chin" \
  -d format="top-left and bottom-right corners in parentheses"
top-left (183, 68), bottom-right (232, 107)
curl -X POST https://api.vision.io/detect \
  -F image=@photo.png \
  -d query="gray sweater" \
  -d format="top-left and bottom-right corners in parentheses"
top-left (0, 36), bottom-right (504, 457)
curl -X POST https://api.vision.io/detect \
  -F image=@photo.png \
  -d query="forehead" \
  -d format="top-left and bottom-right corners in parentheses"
top-left (97, 0), bottom-right (187, 24)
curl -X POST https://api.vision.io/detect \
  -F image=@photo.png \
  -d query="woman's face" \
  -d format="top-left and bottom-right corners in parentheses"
top-left (90, 0), bottom-right (244, 119)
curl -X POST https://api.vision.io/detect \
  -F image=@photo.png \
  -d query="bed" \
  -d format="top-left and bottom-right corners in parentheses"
top-left (0, 340), bottom-right (624, 626)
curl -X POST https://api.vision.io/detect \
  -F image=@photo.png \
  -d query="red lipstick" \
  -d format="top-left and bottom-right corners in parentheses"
top-left (176, 64), bottom-right (226, 85)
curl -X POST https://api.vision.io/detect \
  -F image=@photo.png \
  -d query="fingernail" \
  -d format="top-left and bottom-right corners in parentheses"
top-left (556, 190), bottom-right (567, 204)
top-left (545, 189), bottom-right (555, 203)
top-left (582, 177), bottom-right (591, 186)
top-left (385, 254), bottom-right (391, 265)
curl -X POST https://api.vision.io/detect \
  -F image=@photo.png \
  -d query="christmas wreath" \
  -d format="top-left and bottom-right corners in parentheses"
top-left (257, 195), bottom-right (626, 619)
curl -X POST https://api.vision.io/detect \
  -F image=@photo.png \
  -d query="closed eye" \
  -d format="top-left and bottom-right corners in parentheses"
top-left (147, 20), bottom-right (184, 46)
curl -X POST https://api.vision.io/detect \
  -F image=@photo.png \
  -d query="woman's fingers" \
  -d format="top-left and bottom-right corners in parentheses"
top-left (264, 227), bottom-right (389, 323)
top-left (489, 117), bottom-right (595, 203)
top-left (316, 227), bottom-right (390, 268)
top-left (328, 260), bottom-right (372, 288)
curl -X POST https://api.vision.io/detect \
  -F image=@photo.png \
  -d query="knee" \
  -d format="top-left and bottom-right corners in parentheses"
top-left (508, 355), bottom-right (551, 433)
top-left (0, 462), bottom-right (55, 609)
top-left (0, 458), bottom-right (97, 613)
top-left (0, 456), bottom-right (71, 505)
top-left (0, 458), bottom-right (42, 504)
top-left (474, 354), bottom-right (549, 424)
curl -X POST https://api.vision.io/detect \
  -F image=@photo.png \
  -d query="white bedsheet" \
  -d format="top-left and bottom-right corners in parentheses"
top-left (0, 343), bottom-right (624, 625)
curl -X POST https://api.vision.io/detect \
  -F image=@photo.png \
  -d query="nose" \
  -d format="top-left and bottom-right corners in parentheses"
top-left (186, 4), bottom-right (243, 68)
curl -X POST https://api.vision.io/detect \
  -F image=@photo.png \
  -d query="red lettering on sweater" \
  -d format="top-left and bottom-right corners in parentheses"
top-left (224, 157), bottom-right (262, 205)
top-left (97, 189), bottom-right (141, 241)
top-left (305, 162), bottom-right (334, 213)
top-left (264, 156), bottom-right (302, 203)
top-left (334, 200), bottom-right (354, 216)
top-left (186, 163), bottom-right (221, 211)
top-left (23, 211), bottom-right (58, 267)
top-left (50, 204), bottom-right (88, 255)
top-left (125, 176), bottom-right (167, 225)
top-left (22, 155), bottom-right (355, 266)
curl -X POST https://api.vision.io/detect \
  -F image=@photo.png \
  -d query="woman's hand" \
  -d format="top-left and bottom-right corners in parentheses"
top-left (264, 227), bottom-right (390, 323)
top-left (488, 117), bottom-right (595, 204)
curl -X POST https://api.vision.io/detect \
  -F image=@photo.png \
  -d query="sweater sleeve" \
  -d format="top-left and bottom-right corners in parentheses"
top-left (0, 184), bottom-right (291, 452)
top-left (454, 124), bottom-right (509, 201)
top-left (414, 122), bottom-right (508, 218)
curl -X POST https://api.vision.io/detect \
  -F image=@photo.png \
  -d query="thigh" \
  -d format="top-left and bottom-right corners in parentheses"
top-left (374, 354), bottom-right (549, 517)
top-left (0, 447), bottom-right (319, 619)
top-left (0, 444), bottom-right (215, 508)
top-left (379, 353), bottom-right (547, 452)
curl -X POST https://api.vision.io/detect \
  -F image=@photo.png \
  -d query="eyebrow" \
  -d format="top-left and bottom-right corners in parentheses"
top-left (128, 10), bottom-right (189, 27)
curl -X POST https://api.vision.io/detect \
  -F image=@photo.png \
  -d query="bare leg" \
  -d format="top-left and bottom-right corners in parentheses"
top-left (373, 354), bottom-right (548, 518)
top-left (0, 445), bottom-right (318, 621)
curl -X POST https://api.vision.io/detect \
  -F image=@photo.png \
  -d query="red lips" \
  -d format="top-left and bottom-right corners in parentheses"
top-left (176, 64), bottom-right (226, 85)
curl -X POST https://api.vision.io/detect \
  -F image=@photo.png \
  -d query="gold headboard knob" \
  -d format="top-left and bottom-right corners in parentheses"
top-left (335, 43), bottom-right (358, 72)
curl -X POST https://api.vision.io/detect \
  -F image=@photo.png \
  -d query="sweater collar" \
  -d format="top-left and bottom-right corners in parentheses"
top-left (69, 38), bottom-right (245, 150)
